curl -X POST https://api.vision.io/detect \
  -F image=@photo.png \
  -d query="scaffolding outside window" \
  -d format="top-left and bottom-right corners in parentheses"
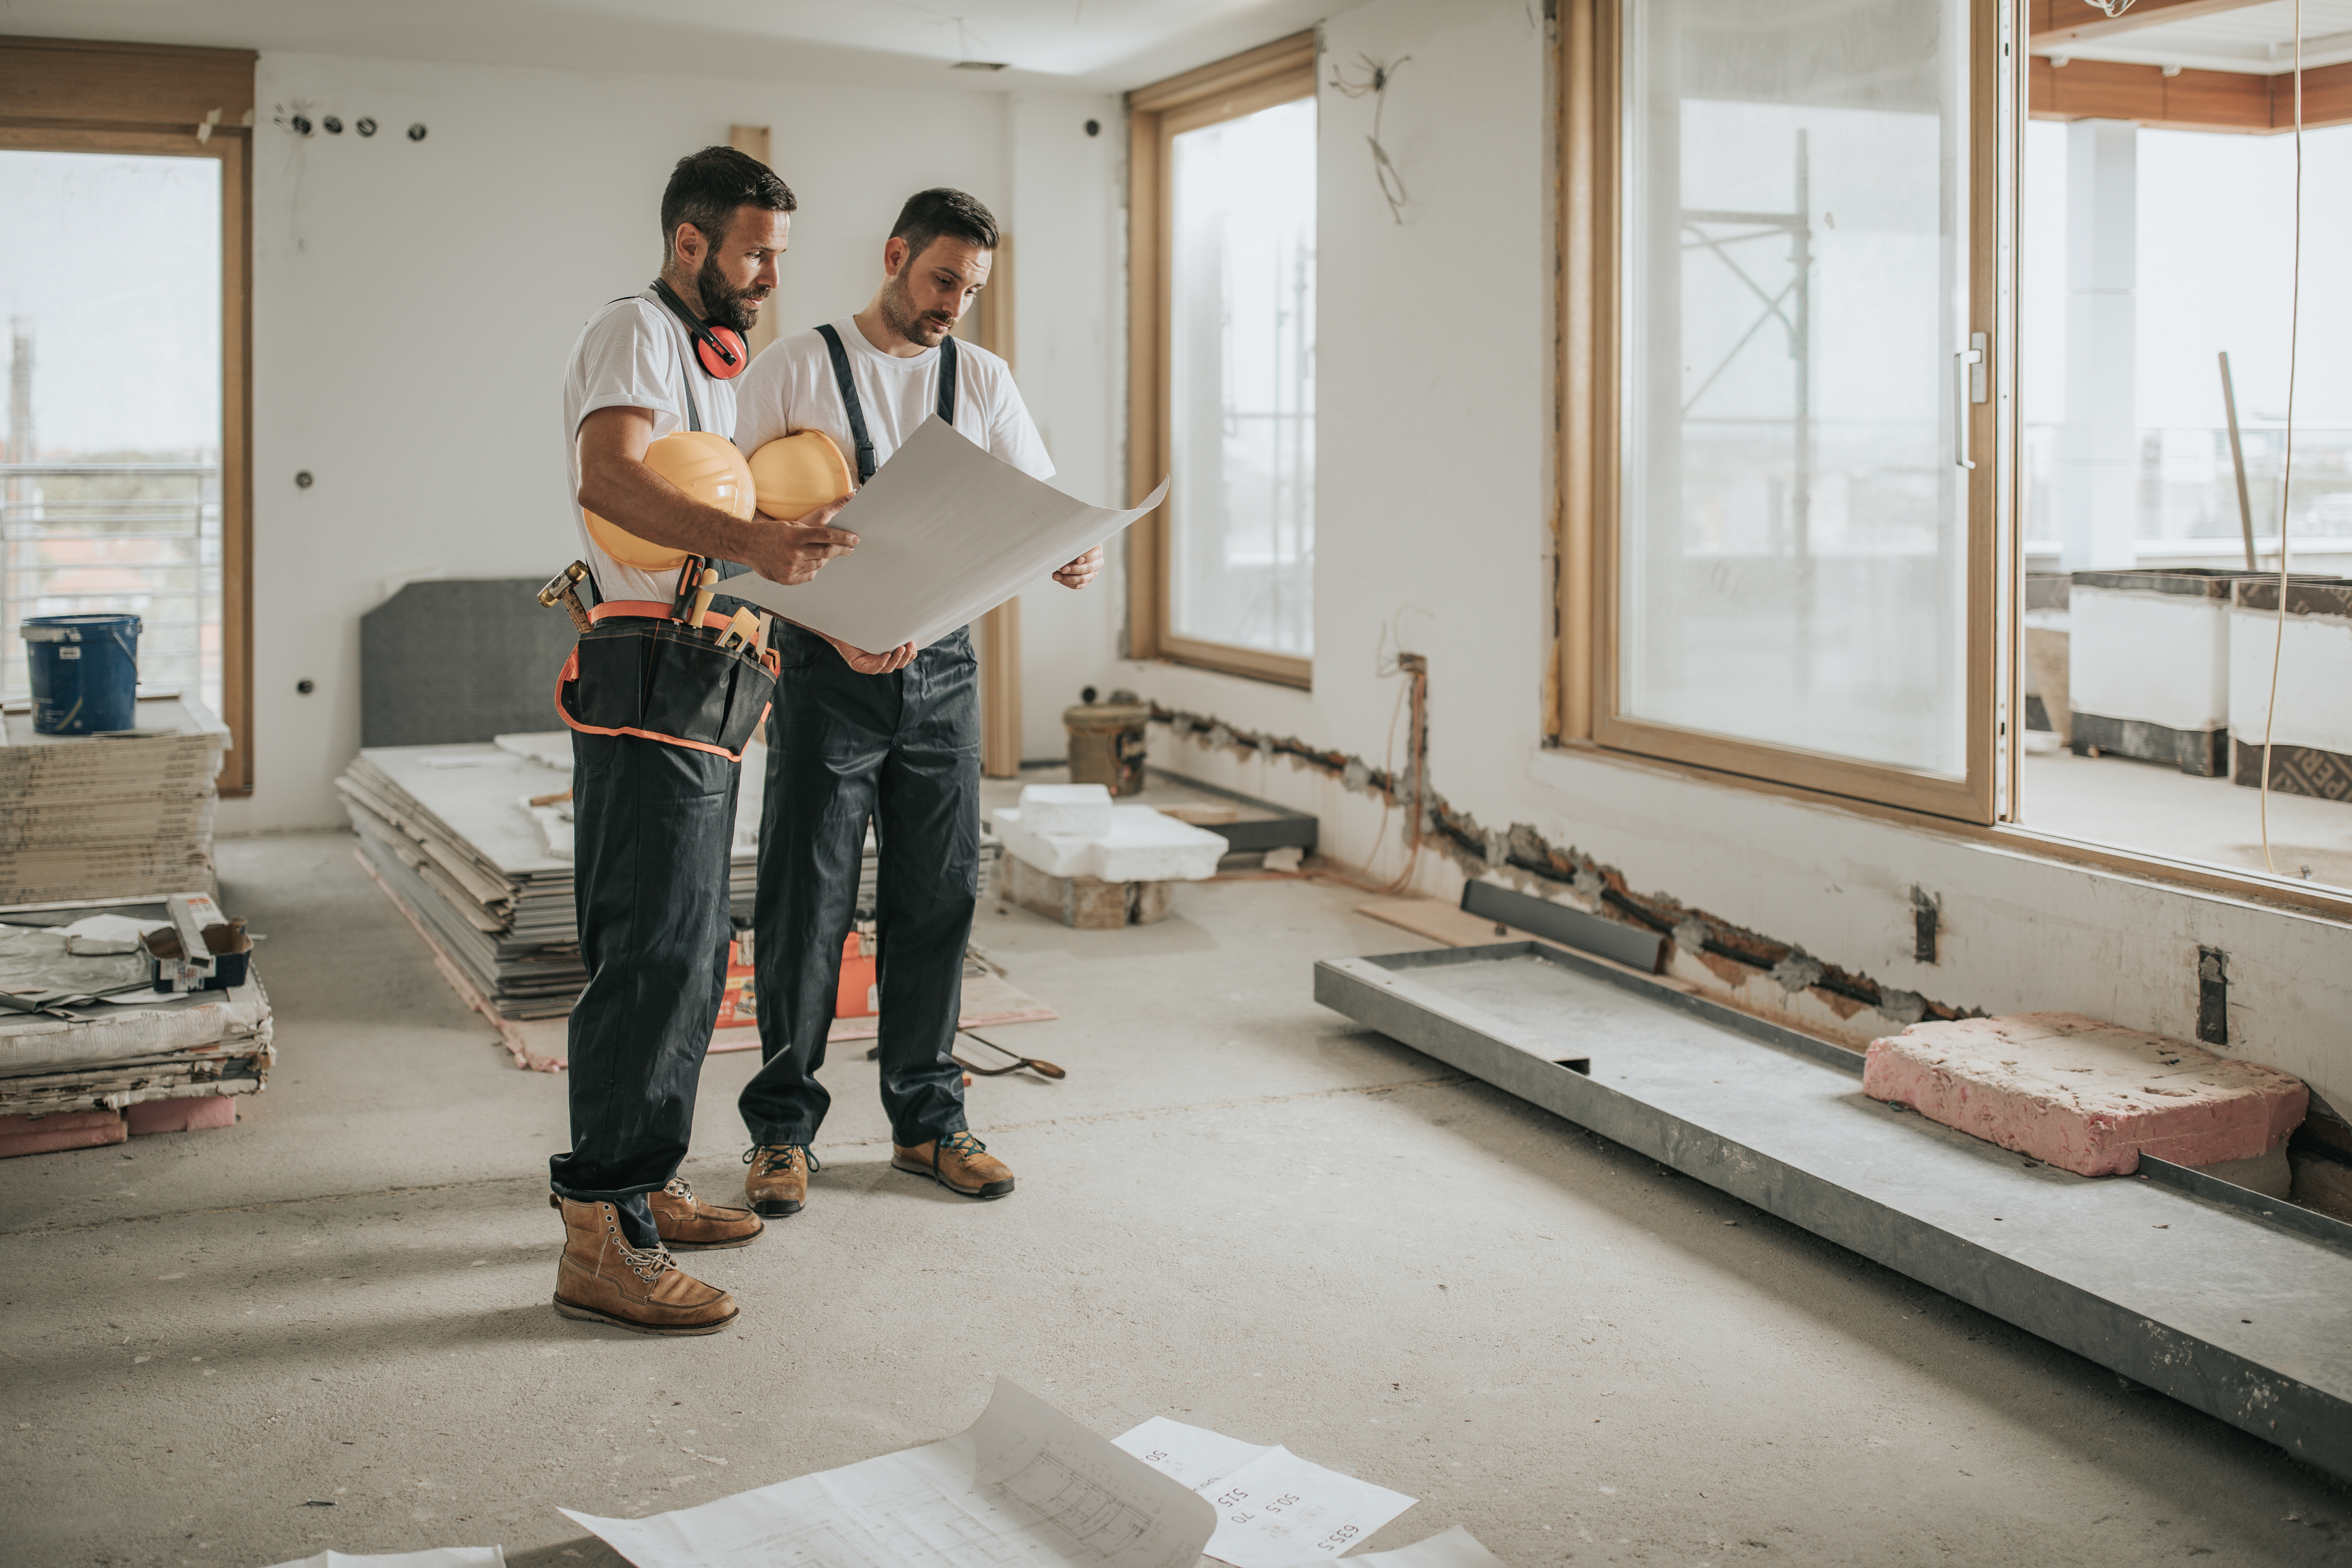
top-left (1614, 0), bottom-right (1975, 783)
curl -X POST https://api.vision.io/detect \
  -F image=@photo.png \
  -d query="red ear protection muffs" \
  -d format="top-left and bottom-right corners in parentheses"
top-left (651, 277), bottom-right (748, 380)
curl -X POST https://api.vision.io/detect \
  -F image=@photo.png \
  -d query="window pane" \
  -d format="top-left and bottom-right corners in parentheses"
top-left (1168, 96), bottom-right (1317, 659)
top-left (0, 151), bottom-right (223, 715)
top-left (1620, 0), bottom-right (1970, 776)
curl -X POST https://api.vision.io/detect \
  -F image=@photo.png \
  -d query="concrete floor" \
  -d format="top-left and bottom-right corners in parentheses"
top-left (2019, 738), bottom-right (2352, 890)
top-left (4, 830), bottom-right (2349, 1568)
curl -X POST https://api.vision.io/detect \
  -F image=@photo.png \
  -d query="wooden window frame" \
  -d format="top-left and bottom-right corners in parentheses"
top-left (1558, 0), bottom-right (2352, 921)
top-left (0, 35), bottom-right (257, 796)
top-left (1557, 0), bottom-right (2003, 824)
top-left (1126, 31), bottom-right (1319, 690)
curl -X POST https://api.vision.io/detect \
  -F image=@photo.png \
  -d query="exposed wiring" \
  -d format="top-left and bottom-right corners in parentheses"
top-left (2081, 0), bottom-right (2137, 15)
top-left (1376, 656), bottom-right (1431, 896)
top-left (2259, 1), bottom-right (2303, 876)
top-left (1329, 54), bottom-right (1411, 225)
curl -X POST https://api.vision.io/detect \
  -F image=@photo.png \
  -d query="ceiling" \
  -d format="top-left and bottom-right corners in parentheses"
top-left (0, 0), bottom-right (1332, 93)
top-left (2037, 0), bottom-right (2352, 74)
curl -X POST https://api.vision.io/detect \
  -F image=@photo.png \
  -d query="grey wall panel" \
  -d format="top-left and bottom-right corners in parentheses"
top-left (360, 580), bottom-right (578, 748)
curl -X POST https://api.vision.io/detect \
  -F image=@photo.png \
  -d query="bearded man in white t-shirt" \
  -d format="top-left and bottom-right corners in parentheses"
top-left (730, 188), bottom-right (1101, 1216)
top-left (545, 147), bottom-right (858, 1337)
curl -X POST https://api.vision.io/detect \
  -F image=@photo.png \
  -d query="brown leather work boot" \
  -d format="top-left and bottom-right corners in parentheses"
top-left (743, 1143), bottom-right (819, 1217)
top-left (646, 1177), bottom-right (764, 1251)
top-left (551, 1197), bottom-right (738, 1336)
top-left (892, 1131), bottom-right (1015, 1199)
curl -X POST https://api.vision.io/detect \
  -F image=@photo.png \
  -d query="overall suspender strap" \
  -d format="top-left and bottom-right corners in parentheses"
top-left (816, 324), bottom-right (877, 484)
top-left (816, 323), bottom-right (958, 486)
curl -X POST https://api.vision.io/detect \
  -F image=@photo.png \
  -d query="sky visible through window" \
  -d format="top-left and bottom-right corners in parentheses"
top-left (0, 150), bottom-right (222, 712)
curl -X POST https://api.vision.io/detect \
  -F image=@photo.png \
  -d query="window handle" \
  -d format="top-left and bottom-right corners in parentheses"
top-left (1954, 332), bottom-right (1987, 471)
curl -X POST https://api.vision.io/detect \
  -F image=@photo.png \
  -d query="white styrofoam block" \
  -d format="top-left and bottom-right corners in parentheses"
top-left (2231, 605), bottom-right (2352, 755)
top-left (2071, 586), bottom-right (2229, 731)
top-left (991, 805), bottom-right (1227, 883)
top-left (1091, 808), bottom-right (1230, 882)
top-left (1017, 782), bottom-right (1115, 837)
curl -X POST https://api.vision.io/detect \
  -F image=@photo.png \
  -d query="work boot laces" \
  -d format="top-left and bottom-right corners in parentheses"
top-left (939, 1132), bottom-right (988, 1162)
top-left (595, 1204), bottom-right (676, 1284)
top-left (662, 1177), bottom-right (695, 1202)
top-left (744, 1143), bottom-right (819, 1177)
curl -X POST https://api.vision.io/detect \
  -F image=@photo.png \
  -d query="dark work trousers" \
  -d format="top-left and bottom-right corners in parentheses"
top-left (548, 729), bottom-right (740, 1249)
top-left (739, 623), bottom-right (980, 1150)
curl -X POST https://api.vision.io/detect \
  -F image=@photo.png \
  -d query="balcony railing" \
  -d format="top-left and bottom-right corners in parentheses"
top-left (0, 461), bottom-right (222, 713)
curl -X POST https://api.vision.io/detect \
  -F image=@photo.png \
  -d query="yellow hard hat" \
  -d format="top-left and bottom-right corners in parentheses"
top-left (748, 430), bottom-right (855, 522)
top-left (584, 430), bottom-right (755, 571)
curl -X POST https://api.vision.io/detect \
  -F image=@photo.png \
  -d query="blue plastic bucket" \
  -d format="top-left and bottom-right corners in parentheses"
top-left (21, 614), bottom-right (142, 735)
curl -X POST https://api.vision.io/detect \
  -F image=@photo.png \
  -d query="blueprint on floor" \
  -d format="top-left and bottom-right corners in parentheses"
top-left (564, 1379), bottom-right (1214, 1568)
top-left (1112, 1418), bottom-right (1416, 1567)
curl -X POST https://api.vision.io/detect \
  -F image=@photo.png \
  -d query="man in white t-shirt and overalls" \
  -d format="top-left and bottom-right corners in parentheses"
top-left (730, 188), bottom-right (1102, 1216)
top-left (546, 147), bottom-right (857, 1336)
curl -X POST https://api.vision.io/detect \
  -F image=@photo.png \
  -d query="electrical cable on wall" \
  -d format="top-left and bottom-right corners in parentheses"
top-left (1329, 54), bottom-right (1411, 226)
top-left (2259, 0), bottom-right (2305, 875)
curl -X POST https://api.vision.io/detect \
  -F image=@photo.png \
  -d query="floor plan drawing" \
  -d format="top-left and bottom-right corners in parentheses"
top-left (564, 1381), bottom-right (1215, 1568)
top-left (993, 1447), bottom-right (1156, 1559)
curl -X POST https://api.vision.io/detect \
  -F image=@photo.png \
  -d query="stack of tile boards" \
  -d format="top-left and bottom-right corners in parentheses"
top-left (0, 906), bottom-right (272, 1143)
top-left (0, 694), bottom-right (230, 908)
top-left (340, 733), bottom-right (977, 1020)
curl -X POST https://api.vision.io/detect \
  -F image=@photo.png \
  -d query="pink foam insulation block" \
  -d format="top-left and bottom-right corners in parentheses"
top-left (0, 1109), bottom-right (127, 1158)
top-left (1863, 1012), bottom-right (2306, 1178)
top-left (125, 1096), bottom-right (239, 1136)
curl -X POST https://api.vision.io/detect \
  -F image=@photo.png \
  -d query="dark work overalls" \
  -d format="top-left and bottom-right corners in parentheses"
top-left (738, 328), bottom-right (978, 1151)
top-left (547, 356), bottom-right (762, 1251)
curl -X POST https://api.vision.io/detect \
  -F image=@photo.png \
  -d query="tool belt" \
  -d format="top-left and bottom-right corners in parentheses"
top-left (555, 600), bottom-right (780, 762)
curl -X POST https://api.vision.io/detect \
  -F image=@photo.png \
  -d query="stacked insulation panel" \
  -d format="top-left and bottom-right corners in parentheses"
top-left (0, 695), bottom-right (229, 908)
top-left (0, 965), bottom-right (273, 1125)
top-left (338, 733), bottom-right (979, 1021)
top-left (336, 740), bottom-right (666, 1017)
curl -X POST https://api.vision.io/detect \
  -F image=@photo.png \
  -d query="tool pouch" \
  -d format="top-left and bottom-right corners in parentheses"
top-left (555, 614), bottom-right (780, 762)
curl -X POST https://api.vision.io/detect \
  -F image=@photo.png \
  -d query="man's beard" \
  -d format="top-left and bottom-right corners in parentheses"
top-left (878, 267), bottom-right (956, 347)
top-left (696, 252), bottom-right (767, 334)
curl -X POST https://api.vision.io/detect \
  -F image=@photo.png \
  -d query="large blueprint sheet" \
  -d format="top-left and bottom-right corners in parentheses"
top-left (726, 417), bottom-right (1170, 653)
top-left (563, 1380), bottom-right (1214, 1568)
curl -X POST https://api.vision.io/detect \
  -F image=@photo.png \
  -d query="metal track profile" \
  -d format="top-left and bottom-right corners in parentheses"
top-left (1314, 941), bottom-right (2352, 1480)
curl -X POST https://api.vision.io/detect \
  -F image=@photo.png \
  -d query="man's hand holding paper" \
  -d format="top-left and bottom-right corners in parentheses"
top-left (726, 416), bottom-right (1169, 652)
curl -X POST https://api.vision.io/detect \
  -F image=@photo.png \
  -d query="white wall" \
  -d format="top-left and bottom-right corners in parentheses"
top-left (1085, 0), bottom-right (2352, 1112)
top-left (1002, 91), bottom-right (1132, 758)
top-left (224, 51), bottom-right (1113, 830)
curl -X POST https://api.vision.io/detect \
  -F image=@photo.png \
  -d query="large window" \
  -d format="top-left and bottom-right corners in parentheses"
top-left (1562, 0), bottom-right (2352, 917)
top-left (1128, 34), bottom-right (1319, 687)
top-left (0, 37), bottom-right (255, 793)
top-left (1567, 0), bottom-right (1999, 821)
top-left (1, 151), bottom-right (224, 714)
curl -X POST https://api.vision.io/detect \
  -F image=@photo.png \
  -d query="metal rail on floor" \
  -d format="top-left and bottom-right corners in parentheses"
top-left (1314, 941), bottom-right (2352, 1482)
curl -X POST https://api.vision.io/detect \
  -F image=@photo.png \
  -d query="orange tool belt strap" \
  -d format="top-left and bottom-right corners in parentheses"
top-left (554, 602), bottom-right (780, 762)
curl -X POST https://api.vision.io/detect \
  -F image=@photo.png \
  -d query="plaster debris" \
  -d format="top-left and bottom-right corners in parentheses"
top-left (1770, 952), bottom-right (1827, 994)
top-left (1152, 703), bottom-right (1983, 1036)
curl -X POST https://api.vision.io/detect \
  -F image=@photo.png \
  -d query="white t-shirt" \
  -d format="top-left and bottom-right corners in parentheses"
top-left (731, 317), bottom-right (1052, 496)
top-left (559, 288), bottom-right (740, 605)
